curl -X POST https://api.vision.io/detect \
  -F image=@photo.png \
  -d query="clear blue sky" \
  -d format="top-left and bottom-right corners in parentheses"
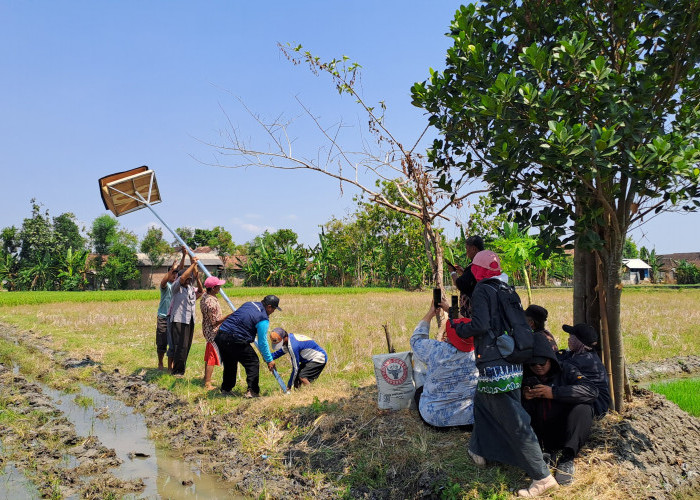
top-left (2, 1), bottom-right (698, 255)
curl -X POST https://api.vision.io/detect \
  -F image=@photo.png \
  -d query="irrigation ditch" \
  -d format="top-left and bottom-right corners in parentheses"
top-left (0, 323), bottom-right (336, 499)
top-left (1, 321), bottom-right (700, 499)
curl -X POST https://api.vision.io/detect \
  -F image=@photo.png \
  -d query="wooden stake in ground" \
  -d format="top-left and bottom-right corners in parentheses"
top-left (382, 324), bottom-right (396, 353)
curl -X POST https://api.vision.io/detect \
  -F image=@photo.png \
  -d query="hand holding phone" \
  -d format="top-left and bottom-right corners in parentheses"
top-left (445, 260), bottom-right (456, 272)
top-left (433, 288), bottom-right (442, 308)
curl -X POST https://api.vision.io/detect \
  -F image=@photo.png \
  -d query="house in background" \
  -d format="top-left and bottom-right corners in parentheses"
top-left (621, 258), bottom-right (651, 284)
top-left (136, 248), bottom-right (224, 289)
top-left (222, 254), bottom-right (248, 286)
top-left (658, 252), bottom-right (700, 284)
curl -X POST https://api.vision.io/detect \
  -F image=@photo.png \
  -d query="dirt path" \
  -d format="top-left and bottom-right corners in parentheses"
top-left (2, 322), bottom-right (700, 499)
top-left (628, 355), bottom-right (700, 383)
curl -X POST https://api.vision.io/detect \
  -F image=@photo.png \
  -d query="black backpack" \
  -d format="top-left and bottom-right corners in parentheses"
top-left (482, 279), bottom-right (535, 364)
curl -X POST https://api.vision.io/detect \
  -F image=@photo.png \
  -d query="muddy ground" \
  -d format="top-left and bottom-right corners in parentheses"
top-left (0, 364), bottom-right (145, 498)
top-left (1, 322), bottom-right (700, 499)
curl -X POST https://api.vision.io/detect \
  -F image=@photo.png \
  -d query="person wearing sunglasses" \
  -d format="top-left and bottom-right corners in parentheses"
top-left (522, 332), bottom-right (599, 487)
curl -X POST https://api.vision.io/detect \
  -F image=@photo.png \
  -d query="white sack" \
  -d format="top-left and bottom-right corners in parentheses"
top-left (372, 351), bottom-right (415, 410)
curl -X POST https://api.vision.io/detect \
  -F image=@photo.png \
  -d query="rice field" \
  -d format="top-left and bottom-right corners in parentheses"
top-left (650, 378), bottom-right (700, 417)
top-left (1, 286), bottom-right (699, 499)
top-left (1, 286), bottom-right (698, 399)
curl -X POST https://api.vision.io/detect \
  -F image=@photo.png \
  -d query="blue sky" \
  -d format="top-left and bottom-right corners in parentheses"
top-left (1, 1), bottom-right (698, 255)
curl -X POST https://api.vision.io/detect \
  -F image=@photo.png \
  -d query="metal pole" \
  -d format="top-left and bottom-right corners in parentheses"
top-left (133, 193), bottom-right (288, 393)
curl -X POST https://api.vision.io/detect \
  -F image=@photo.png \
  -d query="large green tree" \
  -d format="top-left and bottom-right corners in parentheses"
top-left (90, 215), bottom-right (119, 256)
top-left (18, 200), bottom-right (54, 267)
top-left (89, 215), bottom-right (140, 290)
top-left (174, 226), bottom-right (236, 257)
top-left (412, 1), bottom-right (700, 410)
top-left (101, 243), bottom-right (140, 290)
top-left (53, 213), bottom-right (85, 254)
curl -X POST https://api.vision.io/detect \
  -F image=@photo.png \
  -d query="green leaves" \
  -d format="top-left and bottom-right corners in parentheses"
top-left (519, 43), bottom-right (550, 76)
top-left (412, 0), bottom-right (700, 270)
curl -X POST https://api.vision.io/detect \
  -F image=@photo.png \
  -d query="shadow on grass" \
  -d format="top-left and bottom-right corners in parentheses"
top-left (279, 385), bottom-right (522, 499)
top-left (127, 363), bottom-right (522, 498)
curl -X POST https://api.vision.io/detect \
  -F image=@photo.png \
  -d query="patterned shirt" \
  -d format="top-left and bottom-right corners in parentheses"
top-left (200, 293), bottom-right (222, 343)
top-left (410, 320), bottom-right (479, 427)
top-left (477, 364), bottom-right (523, 394)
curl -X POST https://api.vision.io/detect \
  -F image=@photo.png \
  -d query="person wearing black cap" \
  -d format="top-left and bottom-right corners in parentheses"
top-left (558, 324), bottom-right (611, 417)
top-left (522, 333), bottom-right (599, 486)
top-left (215, 295), bottom-right (282, 398)
top-left (525, 304), bottom-right (558, 351)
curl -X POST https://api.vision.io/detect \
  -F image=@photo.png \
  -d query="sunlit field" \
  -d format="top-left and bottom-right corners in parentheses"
top-left (650, 378), bottom-right (700, 417)
top-left (1, 287), bottom-right (698, 398)
top-left (1, 286), bottom-right (699, 499)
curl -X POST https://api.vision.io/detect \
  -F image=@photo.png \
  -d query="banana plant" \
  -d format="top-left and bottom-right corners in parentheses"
top-left (493, 222), bottom-right (538, 306)
top-left (57, 247), bottom-right (89, 291)
top-left (0, 253), bottom-right (20, 291)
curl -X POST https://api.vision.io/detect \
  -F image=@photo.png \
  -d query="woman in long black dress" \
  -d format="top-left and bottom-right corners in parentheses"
top-left (452, 250), bottom-right (558, 498)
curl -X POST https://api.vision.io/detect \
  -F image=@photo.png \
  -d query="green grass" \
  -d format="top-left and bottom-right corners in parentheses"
top-left (0, 286), bottom-right (403, 307)
top-left (73, 395), bottom-right (94, 408)
top-left (0, 290), bottom-right (160, 307)
top-left (1, 287), bottom-right (700, 499)
top-left (650, 378), bottom-right (700, 416)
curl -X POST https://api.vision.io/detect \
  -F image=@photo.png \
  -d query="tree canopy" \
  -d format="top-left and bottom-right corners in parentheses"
top-left (412, 0), bottom-right (700, 410)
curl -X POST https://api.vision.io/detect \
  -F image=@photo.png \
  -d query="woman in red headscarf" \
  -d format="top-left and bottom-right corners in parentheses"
top-left (451, 250), bottom-right (558, 498)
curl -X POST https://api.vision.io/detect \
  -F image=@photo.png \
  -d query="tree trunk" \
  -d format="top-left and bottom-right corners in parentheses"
top-left (573, 245), bottom-right (600, 327)
top-left (601, 247), bottom-right (626, 412)
top-left (421, 220), bottom-right (445, 340)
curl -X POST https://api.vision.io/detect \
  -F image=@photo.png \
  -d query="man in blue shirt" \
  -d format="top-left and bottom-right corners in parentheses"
top-left (215, 295), bottom-right (281, 398)
top-left (270, 327), bottom-right (327, 390)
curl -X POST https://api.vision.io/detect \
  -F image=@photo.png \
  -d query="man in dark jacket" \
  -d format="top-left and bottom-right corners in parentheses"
top-left (522, 333), bottom-right (598, 486)
top-left (215, 295), bottom-right (281, 398)
top-left (557, 323), bottom-right (611, 417)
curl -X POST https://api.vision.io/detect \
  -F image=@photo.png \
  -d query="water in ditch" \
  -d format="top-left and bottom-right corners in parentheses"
top-left (0, 441), bottom-right (41, 500)
top-left (38, 382), bottom-right (242, 499)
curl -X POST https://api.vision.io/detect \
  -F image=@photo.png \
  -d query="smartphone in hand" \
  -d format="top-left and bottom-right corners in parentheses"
top-left (445, 260), bottom-right (456, 272)
top-left (433, 288), bottom-right (442, 308)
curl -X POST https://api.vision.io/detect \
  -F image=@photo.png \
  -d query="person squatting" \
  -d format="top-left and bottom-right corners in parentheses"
top-left (153, 243), bottom-right (609, 496)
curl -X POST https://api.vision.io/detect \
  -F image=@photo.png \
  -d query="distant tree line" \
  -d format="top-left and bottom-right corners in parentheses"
top-left (21, 190), bottom-right (700, 291)
top-left (0, 200), bottom-right (142, 291)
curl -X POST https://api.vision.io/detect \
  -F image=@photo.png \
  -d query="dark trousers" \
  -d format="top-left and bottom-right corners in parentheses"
top-left (216, 334), bottom-right (260, 393)
top-left (170, 319), bottom-right (194, 375)
top-left (530, 403), bottom-right (593, 457)
top-left (156, 316), bottom-right (169, 355)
